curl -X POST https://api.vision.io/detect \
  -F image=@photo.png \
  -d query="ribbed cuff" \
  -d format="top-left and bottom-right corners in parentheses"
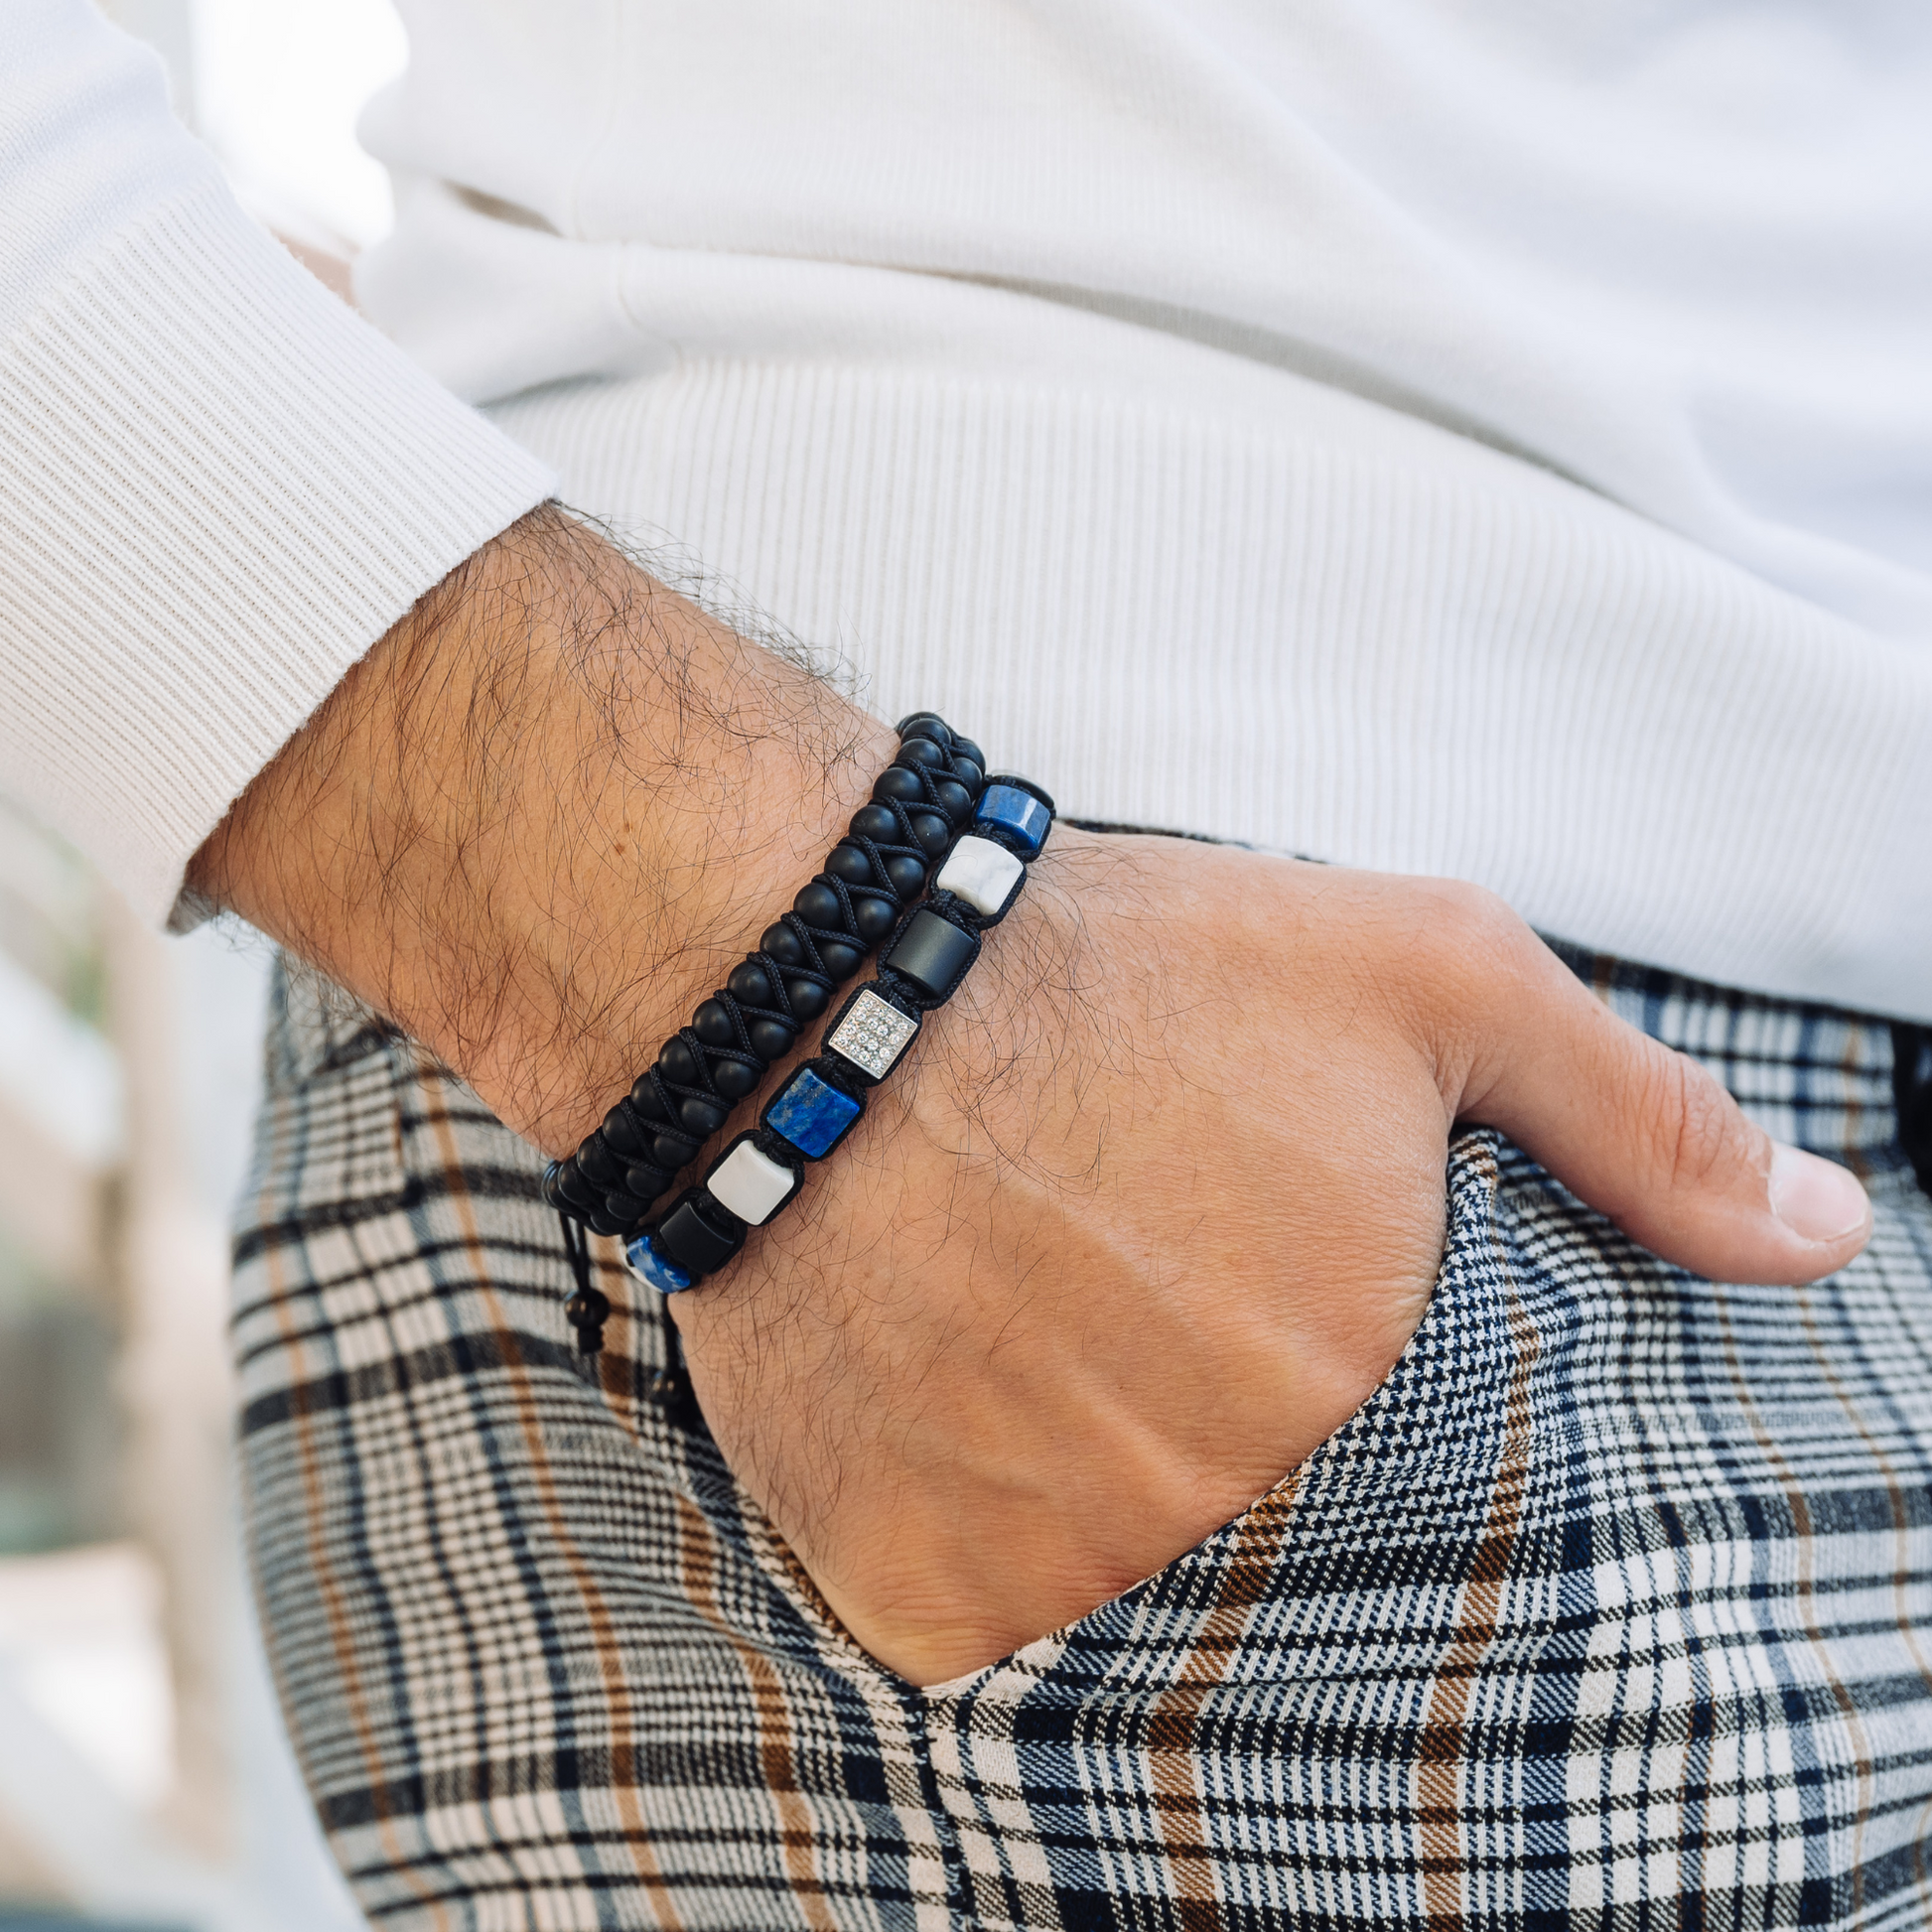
top-left (0, 180), bottom-right (555, 924)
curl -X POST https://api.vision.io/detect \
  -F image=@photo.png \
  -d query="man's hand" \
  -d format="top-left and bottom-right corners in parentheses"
top-left (192, 509), bottom-right (1872, 1686)
top-left (672, 830), bottom-right (1871, 1682)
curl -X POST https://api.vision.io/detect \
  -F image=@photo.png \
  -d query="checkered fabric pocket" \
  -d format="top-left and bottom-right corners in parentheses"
top-left (231, 949), bottom-right (1932, 1930)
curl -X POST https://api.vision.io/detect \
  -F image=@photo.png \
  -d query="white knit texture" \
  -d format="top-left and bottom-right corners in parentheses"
top-left (497, 363), bottom-right (1932, 1024)
top-left (0, 181), bottom-right (553, 922)
top-left (351, 0), bottom-right (1932, 1018)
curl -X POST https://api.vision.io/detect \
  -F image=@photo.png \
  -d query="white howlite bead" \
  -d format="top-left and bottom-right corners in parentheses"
top-left (935, 835), bottom-right (1024, 916)
top-left (707, 1141), bottom-right (797, 1226)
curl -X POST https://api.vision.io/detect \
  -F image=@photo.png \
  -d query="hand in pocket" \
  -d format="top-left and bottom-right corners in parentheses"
top-left (188, 518), bottom-right (1870, 1690)
top-left (673, 831), bottom-right (1874, 1684)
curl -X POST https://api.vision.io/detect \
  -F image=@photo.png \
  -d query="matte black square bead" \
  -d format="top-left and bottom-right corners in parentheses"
top-left (884, 907), bottom-right (981, 1000)
top-left (655, 1188), bottom-right (747, 1277)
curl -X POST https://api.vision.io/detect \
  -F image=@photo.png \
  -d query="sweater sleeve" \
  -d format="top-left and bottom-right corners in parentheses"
top-left (0, 0), bottom-right (556, 925)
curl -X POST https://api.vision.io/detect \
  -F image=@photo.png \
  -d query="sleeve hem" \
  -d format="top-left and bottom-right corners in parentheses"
top-left (0, 179), bottom-right (557, 925)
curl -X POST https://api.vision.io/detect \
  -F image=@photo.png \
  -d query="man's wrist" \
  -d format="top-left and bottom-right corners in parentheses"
top-left (189, 504), bottom-right (894, 1154)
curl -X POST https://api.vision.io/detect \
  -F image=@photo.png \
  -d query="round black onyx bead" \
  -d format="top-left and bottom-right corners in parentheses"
top-left (554, 1161), bottom-right (603, 1215)
top-left (852, 895), bottom-right (897, 942)
top-left (884, 854), bottom-right (927, 897)
top-left (896, 738), bottom-right (948, 771)
top-left (782, 976), bottom-right (829, 1021)
top-left (658, 1037), bottom-right (702, 1086)
top-left (541, 1161), bottom-right (569, 1210)
top-left (601, 1103), bottom-right (649, 1159)
top-left (950, 759), bottom-right (983, 795)
top-left (873, 767), bottom-right (926, 806)
top-left (710, 1057), bottom-right (759, 1100)
top-left (603, 1188), bottom-right (652, 1225)
top-left (826, 844), bottom-right (875, 887)
top-left (850, 803), bottom-right (900, 843)
top-left (897, 712), bottom-right (952, 748)
top-left (693, 999), bottom-right (736, 1048)
top-left (931, 778), bottom-right (972, 822)
top-left (761, 922), bottom-right (806, 967)
top-left (651, 1130), bottom-right (692, 1171)
top-left (584, 1205), bottom-right (629, 1238)
top-left (679, 1095), bottom-right (730, 1138)
top-left (749, 1018), bottom-right (798, 1060)
top-left (629, 1075), bottom-right (672, 1123)
top-left (728, 960), bottom-right (775, 1005)
top-left (576, 1134), bottom-right (628, 1190)
top-left (816, 939), bottom-right (864, 979)
top-left (793, 881), bottom-right (843, 928)
top-left (909, 812), bottom-right (950, 855)
top-left (952, 737), bottom-right (986, 773)
top-left (625, 1160), bottom-right (673, 1200)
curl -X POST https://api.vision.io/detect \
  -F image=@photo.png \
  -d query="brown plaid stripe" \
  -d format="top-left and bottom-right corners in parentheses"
top-left (231, 952), bottom-right (1932, 1929)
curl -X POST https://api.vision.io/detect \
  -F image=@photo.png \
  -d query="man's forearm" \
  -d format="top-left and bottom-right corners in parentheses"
top-left (188, 505), bottom-right (895, 1155)
top-left (189, 506), bottom-right (1871, 1688)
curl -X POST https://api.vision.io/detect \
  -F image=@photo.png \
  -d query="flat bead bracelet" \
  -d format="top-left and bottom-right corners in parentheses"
top-left (542, 715), bottom-right (986, 1244)
top-left (544, 715), bottom-right (987, 1351)
top-left (624, 771), bottom-right (1056, 1298)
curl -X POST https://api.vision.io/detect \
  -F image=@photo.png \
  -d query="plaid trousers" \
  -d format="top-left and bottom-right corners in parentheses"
top-left (232, 946), bottom-right (1932, 1931)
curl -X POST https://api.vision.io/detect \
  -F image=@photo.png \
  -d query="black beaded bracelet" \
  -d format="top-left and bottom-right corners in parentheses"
top-left (543, 715), bottom-right (986, 1245)
top-left (623, 771), bottom-right (1056, 1297)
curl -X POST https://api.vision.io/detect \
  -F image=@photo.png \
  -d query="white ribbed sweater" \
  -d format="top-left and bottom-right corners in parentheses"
top-left (5, 0), bottom-right (1930, 1017)
top-left (0, 0), bottom-right (551, 925)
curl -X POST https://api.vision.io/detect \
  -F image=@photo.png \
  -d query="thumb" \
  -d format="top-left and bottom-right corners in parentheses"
top-left (1449, 921), bottom-right (1871, 1287)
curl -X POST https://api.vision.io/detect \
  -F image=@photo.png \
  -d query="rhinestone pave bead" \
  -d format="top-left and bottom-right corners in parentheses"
top-left (826, 990), bottom-right (920, 1081)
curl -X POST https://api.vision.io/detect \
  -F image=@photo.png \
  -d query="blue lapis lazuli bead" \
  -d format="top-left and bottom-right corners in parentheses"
top-left (974, 783), bottom-right (1051, 859)
top-left (762, 1066), bottom-right (862, 1161)
top-left (625, 1232), bottom-right (694, 1296)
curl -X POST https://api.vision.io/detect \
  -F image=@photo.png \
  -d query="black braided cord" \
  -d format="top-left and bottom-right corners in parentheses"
top-left (557, 1209), bottom-right (611, 1357)
top-left (627, 765), bottom-right (1056, 1297)
top-left (543, 715), bottom-right (986, 1245)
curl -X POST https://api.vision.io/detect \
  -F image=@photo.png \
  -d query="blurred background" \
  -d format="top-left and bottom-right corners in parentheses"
top-left (1, 3), bottom-right (404, 1925)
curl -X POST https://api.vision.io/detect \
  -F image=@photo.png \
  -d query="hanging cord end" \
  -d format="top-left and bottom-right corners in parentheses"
top-left (556, 1197), bottom-right (612, 1355)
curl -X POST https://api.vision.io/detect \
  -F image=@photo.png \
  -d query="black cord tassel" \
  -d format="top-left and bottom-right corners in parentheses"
top-left (559, 1210), bottom-right (611, 1355)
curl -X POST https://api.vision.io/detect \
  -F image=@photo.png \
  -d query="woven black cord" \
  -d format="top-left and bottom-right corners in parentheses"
top-left (551, 719), bottom-right (986, 1237)
top-left (625, 854), bottom-right (913, 1180)
top-left (558, 1210), bottom-right (610, 1356)
top-left (561, 1207), bottom-right (590, 1295)
top-left (649, 1286), bottom-right (708, 1435)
